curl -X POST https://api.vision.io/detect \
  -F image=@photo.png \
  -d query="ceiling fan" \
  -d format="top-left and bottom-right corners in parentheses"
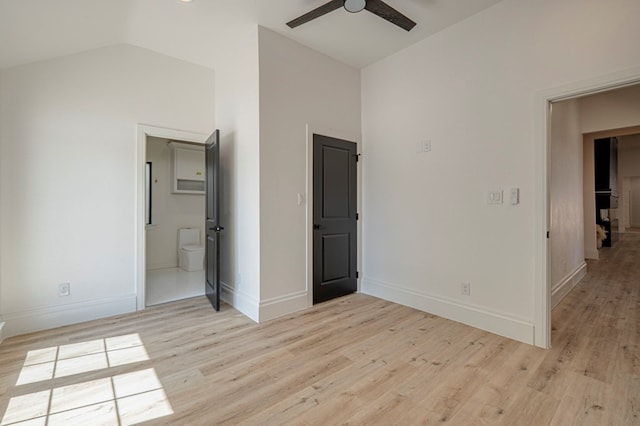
top-left (287, 0), bottom-right (416, 32)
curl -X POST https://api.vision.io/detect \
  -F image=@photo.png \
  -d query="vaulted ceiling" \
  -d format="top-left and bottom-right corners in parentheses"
top-left (0, 0), bottom-right (503, 70)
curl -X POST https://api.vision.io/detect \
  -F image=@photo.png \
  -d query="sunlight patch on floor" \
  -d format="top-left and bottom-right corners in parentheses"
top-left (16, 334), bottom-right (148, 385)
top-left (1, 334), bottom-right (173, 426)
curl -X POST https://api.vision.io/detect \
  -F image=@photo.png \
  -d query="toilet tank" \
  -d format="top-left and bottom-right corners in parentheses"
top-left (178, 228), bottom-right (200, 248)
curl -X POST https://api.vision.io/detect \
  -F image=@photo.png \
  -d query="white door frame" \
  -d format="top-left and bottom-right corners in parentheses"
top-left (135, 124), bottom-right (208, 310)
top-left (534, 67), bottom-right (640, 348)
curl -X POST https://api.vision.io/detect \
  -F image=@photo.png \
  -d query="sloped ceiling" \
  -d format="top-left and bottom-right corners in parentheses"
top-left (0, 0), bottom-right (503, 70)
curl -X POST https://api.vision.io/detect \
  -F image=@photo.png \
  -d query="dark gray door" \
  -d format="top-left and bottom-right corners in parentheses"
top-left (205, 129), bottom-right (223, 310)
top-left (313, 134), bottom-right (357, 304)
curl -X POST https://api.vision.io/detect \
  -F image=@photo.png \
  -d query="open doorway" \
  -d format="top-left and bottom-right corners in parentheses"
top-left (136, 125), bottom-right (208, 310)
top-left (544, 81), bottom-right (640, 347)
top-left (144, 137), bottom-right (207, 306)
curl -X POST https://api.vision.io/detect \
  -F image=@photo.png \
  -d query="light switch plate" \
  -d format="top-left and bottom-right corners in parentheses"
top-left (510, 188), bottom-right (520, 205)
top-left (416, 140), bottom-right (431, 153)
top-left (487, 190), bottom-right (503, 204)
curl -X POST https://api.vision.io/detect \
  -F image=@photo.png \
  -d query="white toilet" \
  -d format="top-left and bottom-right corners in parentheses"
top-left (178, 228), bottom-right (205, 272)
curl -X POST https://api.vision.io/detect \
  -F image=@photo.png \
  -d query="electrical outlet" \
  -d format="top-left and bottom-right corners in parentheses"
top-left (58, 282), bottom-right (70, 297)
top-left (461, 282), bottom-right (471, 296)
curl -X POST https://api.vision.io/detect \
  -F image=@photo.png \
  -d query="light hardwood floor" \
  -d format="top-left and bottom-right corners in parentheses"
top-left (1, 235), bottom-right (639, 425)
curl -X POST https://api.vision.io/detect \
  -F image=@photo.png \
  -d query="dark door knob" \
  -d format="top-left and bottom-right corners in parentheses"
top-left (313, 224), bottom-right (321, 230)
top-left (209, 225), bottom-right (224, 232)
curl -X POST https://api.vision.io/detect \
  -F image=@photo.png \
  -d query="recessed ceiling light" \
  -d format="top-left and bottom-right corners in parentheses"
top-left (180, 0), bottom-right (193, 3)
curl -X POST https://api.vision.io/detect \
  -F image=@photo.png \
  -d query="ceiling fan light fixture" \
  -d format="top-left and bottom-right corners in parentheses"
top-left (287, 0), bottom-right (415, 32)
top-left (344, 0), bottom-right (366, 13)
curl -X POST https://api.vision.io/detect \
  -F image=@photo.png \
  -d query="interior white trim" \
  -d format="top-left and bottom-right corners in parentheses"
top-left (584, 247), bottom-right (599, 260)
top-left (135, 124), bottom-right (208, 311)
top-left (0, 322), bottom-right (5, 344)
top-left (534, 66), bottom-right (640, 349)
top-left (305, 124), bottom-right (363, 309)
top-left (533, 94), bottom-right (551, 348)
top-left (220, 280), bottom-right (259, 322)
top-left (362, 277), bottom-right (534, 344)
top-left (551, 262), bottom-right (587, 309)
top-left (259, 290), bottom-right (308, 322)
top-left (1, 294), bottom-right (136, 339)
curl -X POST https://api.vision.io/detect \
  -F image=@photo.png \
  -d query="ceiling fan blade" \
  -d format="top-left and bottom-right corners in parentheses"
top-left (364, 0), bottom-right (416, 31)
top-left (287, 0), bottom-right (344, 28)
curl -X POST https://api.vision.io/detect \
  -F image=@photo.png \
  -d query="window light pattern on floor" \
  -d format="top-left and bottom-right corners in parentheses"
top-left (1, 334), bottom-right (173, 426)
top-left (16, 334), bottom-right (149, 385)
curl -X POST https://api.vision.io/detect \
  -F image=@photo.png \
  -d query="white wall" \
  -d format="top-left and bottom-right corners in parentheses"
top-left (361, 0), bottom-right (640, 344)
top-left (580, 84), bottom-right (640, 134)
top-left (207, 26), bottom-right (362, 322)
top-left (549, 100), bottom-right (585, 307)
top-left (214, 27), bottom-right (262, 321)
top-left (145, 137), bottom-right (205, 270)
top-left (0, 44), bottom-right (214, 337)
top-left (257, 27), bottom-right (361, 320)
top-left (0, 71), bottom-right (4, 340)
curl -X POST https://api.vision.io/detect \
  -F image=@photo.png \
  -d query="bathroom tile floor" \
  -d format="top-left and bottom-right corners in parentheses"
top-left (145, 267), bottom-right (205, 307)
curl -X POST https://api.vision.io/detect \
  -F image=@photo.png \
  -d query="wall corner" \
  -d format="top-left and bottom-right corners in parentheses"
top-left (0, 321), bottom-right (5, 344)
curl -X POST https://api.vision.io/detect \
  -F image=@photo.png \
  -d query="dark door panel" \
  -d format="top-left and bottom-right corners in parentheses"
top-left (322, 233), bottom-right (351, 282)
top-left (322, 146), bottom-right (351, 218)
top-left (313, 134), bottom-right (357, 304)
top-left (205, 130), bottom-right (222, 311)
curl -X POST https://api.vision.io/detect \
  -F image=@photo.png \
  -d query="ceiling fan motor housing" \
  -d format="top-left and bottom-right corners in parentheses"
top-left (344, 0), bottom-right (366, 13)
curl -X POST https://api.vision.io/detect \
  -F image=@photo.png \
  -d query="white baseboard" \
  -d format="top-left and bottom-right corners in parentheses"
top-left (0, 322), bottom-right (5, 344)
top-left (1, 294), bottom-right (137, 339)
top-left (551, 262), bottom-right (587, 308)
top-left (362, 277), bottom-right (535, 345)
top-left (219, 282), bottom-right (309, 323)
top-left (220, 281), bottom-right (259, 322)
top-left (259, 290), bottom-right (309, 322)
top-left (146, 263), bottom-right (179, 271)
top-left (584, 247), bottom-right (599, 260)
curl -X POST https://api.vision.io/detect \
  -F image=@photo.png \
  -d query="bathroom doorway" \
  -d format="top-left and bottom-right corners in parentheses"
top-left (136, 125), bottom-right (209, 310)
top-left (144, 136), bottom-right (207, 306)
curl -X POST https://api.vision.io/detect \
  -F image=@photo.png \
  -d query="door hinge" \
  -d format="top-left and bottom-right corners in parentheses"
top-left (546, 231), bottom-right (550, 239)
top-left (356, 213), bottom-right (359, 220)
top-left (356, 271), bottom-right (359, 279)
top-left (354, 153), bottom-right (361, 162)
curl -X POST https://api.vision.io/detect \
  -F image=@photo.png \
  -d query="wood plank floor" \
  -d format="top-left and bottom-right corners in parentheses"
top-left (1, 235), bottom-right (639, 425)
